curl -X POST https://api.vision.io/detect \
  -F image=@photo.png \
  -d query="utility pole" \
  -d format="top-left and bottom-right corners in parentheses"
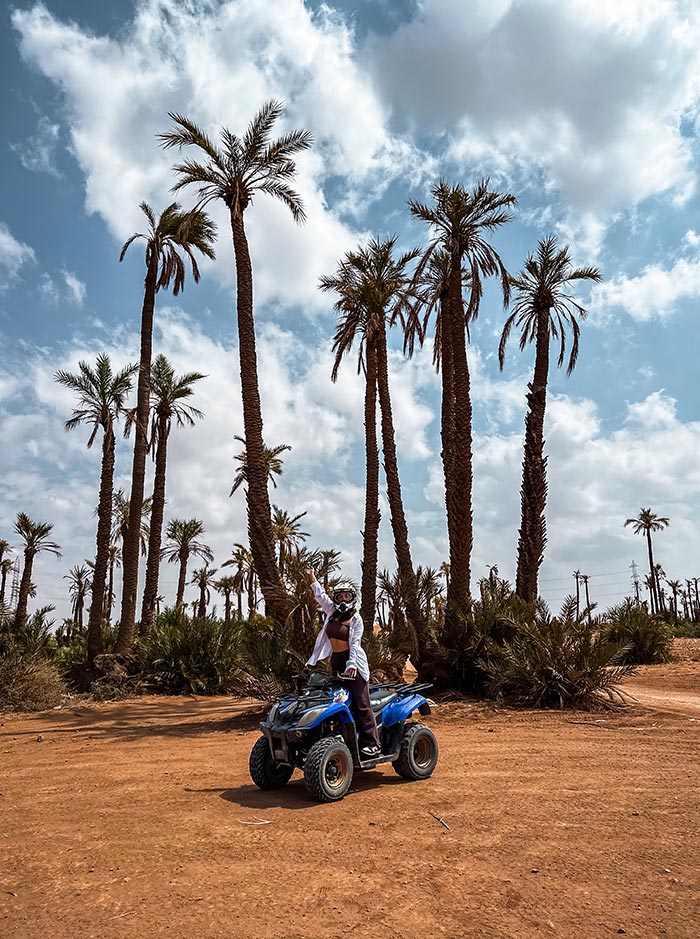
top-left (630, 561), bottom-right (641, 604)
top-left (573, 570), bottom-right (581, 619)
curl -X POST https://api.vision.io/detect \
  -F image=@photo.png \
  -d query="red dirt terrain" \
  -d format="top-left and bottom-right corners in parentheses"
top-left (1, 645), bottom-right (699, 939)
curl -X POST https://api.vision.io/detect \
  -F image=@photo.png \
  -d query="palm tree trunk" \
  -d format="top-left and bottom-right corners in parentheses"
top-left (107, 558), bottom-right (115, 624)
top-left (229, 210), bottom-right (288, 623)
top-left (86, 427), bottom-right (115, 662)
top-left (0, 567), bottom-right (7, 606)
top-left (445, 261), bottom-right (473, 617)
top-left (236, 587), bottom-right (242, 620)
top-left (645, 530), bottom-right (658, 614)
top-left (516, 309), bottom-right (550, 603)
top-left (360, 339), bottom-right (380, 631)
top-left (117, 251), bottom-right (159, 652)
top-left (375, 322), bottom-right (430, 667)
top-left (176, 552), bottom-right (188, 609)
top-left (197, 583), bottom-right (206, 619)
top-left (438, 299), bottom-right (459, 619)
top-left (76, 596), bottom-right (83, 631)
top-left (14, 552), bottom-right (34, 627)
top-left (140, 417), bottom-right (168, 633)
top-left (225, 591), bottom-right (232, 623)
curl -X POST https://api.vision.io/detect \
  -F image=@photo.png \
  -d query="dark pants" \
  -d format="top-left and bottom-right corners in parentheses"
top-left (331, 651), bottom-right (380, 748)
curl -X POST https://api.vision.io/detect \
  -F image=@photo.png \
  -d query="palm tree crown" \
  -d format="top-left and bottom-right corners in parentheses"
top-left (624, 509), bottom-right (670, 536)
top-left (158, 100), bottom-right (313, 222)
top-left (409, 178), bottom-right (516, 320)
top-left (499, 235), bottom-right (602, 376)
top-left (55, 354), bottom-right (137, 446)
top-left (119, 202), bottom-right (216, 293)
top-left (14, 513), bottom-right (61, 561)
top-left (231, 437), bottom-right (291, 496)
top-left (163, 519), bottom-right (213, 565)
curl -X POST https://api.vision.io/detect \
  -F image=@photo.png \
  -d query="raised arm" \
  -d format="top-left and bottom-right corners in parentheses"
top-left (306, 567), bottom-right (335, 615)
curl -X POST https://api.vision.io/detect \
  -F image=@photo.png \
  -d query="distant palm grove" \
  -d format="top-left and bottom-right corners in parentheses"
top-left (2, 101), bottom-right (698, 711)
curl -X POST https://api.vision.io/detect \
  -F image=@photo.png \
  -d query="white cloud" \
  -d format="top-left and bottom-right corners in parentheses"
top-left (590, 252), bottom-right (700, 320)
top-left (371, 0), bottom-right (700, 247)
top-left (10, 115), bottom-right (61, 177)
top-left (11, 1), bottom-right (430, 312)
top-left (0, 222), bottom-right (35, 287)
top-left (62, 270), bottom-right (86, 305)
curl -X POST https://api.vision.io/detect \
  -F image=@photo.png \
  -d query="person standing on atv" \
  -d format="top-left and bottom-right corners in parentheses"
top-left (305, 568), bottom-right (381, 758)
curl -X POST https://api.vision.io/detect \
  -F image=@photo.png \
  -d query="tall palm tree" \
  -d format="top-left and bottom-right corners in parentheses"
top-left (410, 180), bottom-right (517, 621)
top-left (0, 539), bottom-right (10, 567)
top-left (222, 543), bottom-right (255, 616)
top-left (320, 238), bottom-right (431, 665)
top-left (191, 565), bottom-right (218, 618)
top-left (117, 203), bottom-right (216, 653)
top-left (499, 235), bottom-right (601, 602)
top-left (64, 564), bottom-right (92, 632)
top-left (140, 355), bottom-right (206, 632)
top-left (624, 509), bottom-right (669, 614)
top-left (272, 506), bottom-right (309, 577)
top-left (230, 437), bottom-right (291, 496)
top-left (159, 101), bottom-right (312, 624)
top-left (163, 518), bottom-right (213, 608)
top-left (13, 514), bottom-right (61, 627)
top-left (55, 355), bottom-right (136, 659)
top-left (214, 575), bottom-right (238, 623)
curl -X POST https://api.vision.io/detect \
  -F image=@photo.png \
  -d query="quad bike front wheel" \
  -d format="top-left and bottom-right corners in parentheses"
top-left (392, 722), bottom-right (439, 780)
top-left (249, 736), bottom-right (294, 790)
top-left (304, 737), bottom-right (354, 802)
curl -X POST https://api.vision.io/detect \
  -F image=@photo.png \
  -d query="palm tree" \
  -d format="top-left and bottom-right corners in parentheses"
top-left (0, 539), bottom-right (10, 567)
top-left (106, 545), bottom-right (121, 623)
top-left (117, 203), bottom-right (216, 653)
top-left (499, 236), bottom-right (601, 602)
top-left (0, 557), bottom-right (13, 607)
top-left (230, 437), bottom-right (291, 496)
top-left (410, 180), bottom-right (517, 621)
top-left (64, 564), bottom-right (92, 632)
top-left (163, 518), bottom-right (213, 608)
top-left (191, 565), bottom-right (218, 618)
top-left (272, 506), bottom-right (309, 576)
top-left (159, 101), bottom-right (312, 624)
top-left (55, 355), bottom-right (136, 659)
top-left (214, 575), bottom-right (238, 623)
top-left (320, 237), bottom-right (431, 667)
top-left (222, 543), bottom-right (255, 616)
top-left (112, 489), bottom-right (152, 557)
top-left (666, 578), bottom-right (682, 622)
top-left (140, 355), bottom-right (206, 632)
top-left (624, 509), bottom-right (670, 614)
top-left (316, 549), bottom-right (342, 594)
top-left (13, 514), bottom-right (61, 627)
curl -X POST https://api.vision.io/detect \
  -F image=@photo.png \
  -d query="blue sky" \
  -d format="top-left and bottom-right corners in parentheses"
top-left (1, 0), bottom-right (699, 620)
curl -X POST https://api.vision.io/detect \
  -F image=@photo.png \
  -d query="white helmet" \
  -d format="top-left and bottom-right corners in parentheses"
top-left (332, 582), bottom-right (357, 615)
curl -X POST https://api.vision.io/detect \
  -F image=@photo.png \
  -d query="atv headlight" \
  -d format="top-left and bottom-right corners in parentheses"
top-left (296, 706), bottom-right (326, 728)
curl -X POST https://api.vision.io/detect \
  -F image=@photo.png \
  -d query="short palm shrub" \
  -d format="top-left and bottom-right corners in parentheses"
top-left (481, 598), bottom-right (636, 710)
top-left (144, 608), bottom-right (244, 694)
top-left (600, 600), bottom-right (674, 664)
top-left (236, 617), bottom-right (306, 700)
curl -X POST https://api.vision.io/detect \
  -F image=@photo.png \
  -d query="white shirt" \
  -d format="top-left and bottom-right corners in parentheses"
top-left (305, 581), bottom-right (370, 682)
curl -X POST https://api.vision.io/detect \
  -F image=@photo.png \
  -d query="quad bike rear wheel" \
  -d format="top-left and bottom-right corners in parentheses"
top-left (392, 722), bottom-right (439, 780)
top-left (249, 736), bottom-right (294, 790)
top-left (304, 737), bottom-right (354, 802)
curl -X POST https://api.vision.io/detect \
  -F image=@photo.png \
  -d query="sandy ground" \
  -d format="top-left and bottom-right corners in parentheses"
top-left (1, 645), bottom-right (699, 939)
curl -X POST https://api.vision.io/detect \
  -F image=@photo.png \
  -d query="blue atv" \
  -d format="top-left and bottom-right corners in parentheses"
top-left (249, 673), bottom-right (438, 802)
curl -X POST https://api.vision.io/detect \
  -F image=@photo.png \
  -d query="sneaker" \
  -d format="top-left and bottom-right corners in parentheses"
top-left (360, 744), bottom-right (381, 758)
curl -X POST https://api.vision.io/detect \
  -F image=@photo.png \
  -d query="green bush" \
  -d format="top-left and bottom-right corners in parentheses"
top-left (235, 617), bottom-right (306, 700)
top-left (143, 609), bottom-right (244, 695)
top-left (601, 600), bottom-right (674, 664)
top-left (481, 598), bottom-right (636, 710)
top-left (0, 650), bottom-right (66, 712)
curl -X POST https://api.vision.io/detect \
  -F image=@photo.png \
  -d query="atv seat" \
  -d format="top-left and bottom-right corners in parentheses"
top-left (369, 689), bottom-right (396, 712)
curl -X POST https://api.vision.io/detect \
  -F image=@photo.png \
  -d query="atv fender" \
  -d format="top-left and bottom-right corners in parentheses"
top-left (381, 694), bottom-right (430, 728)
top-left (301, 701), bottom-right (354, 730)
